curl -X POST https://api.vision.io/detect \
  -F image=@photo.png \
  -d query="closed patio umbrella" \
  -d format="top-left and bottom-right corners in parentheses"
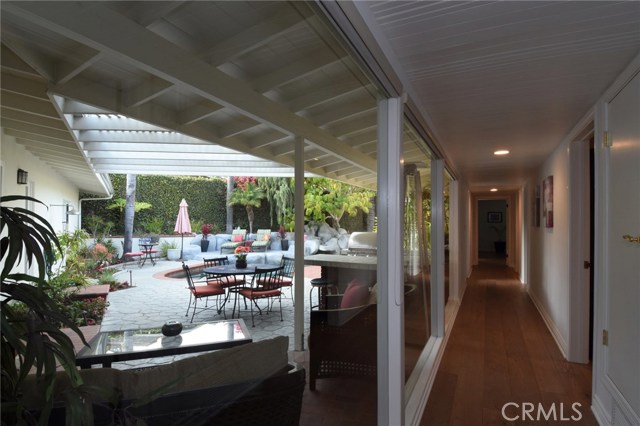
top-left (174, 199), bottom-right (192, 259)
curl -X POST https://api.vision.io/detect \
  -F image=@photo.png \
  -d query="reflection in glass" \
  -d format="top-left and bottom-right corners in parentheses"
top-left (403, 163), bottom-right (431, 381)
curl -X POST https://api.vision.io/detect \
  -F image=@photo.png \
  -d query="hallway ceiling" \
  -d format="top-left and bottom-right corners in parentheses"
top-left (362, 1), bottom-right (640, 191)
top-left (1, 1), bottom-right (639, 195)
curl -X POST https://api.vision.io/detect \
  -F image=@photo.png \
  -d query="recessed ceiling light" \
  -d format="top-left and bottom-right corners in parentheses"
top-left (490, 188), bottom-right (498, 192)
top-left (494, 150), bottom-right (510, 156)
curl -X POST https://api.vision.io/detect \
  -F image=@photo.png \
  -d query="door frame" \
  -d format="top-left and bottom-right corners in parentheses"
top-left (568, 134), bottom-right (593, 364)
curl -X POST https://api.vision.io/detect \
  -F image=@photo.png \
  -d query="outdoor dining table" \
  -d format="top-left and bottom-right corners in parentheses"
top-left (138, 242), bottom-right (158, 267)
top-left (203, 263), bottom-right (269, 318)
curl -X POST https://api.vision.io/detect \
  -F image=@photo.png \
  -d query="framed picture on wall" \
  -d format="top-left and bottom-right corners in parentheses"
top-left (543, 175), bottom-right (553, 227)
top-left (487, 212), bottom-right (502, 223)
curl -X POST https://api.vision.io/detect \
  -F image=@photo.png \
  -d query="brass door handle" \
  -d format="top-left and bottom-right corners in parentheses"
top-left (622, 234), bottom-right (640, 244)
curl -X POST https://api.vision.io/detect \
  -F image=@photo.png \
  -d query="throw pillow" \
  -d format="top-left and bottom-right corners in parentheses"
top-left (232, 235), bottom-right (243, 242)
top-left (340, 279), bottom-right (370, 309)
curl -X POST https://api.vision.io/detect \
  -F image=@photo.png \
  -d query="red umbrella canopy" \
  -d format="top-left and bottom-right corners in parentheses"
top-left (174, 199), bottom-right (192, 234)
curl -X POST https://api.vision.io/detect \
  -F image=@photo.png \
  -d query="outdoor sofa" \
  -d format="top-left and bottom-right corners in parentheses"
top-left (24, 336), bottom-right (305, 425)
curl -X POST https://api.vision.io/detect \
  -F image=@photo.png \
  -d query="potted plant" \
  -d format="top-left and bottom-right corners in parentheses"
top-left (278, 225), bottom-right (289, 251)
top-left (160, 240), bottom-right (180, 260)
top-left (201, 223), bottom-right (213, 252)
top-left (234, 246), bottom-right (250, 268)
top-left (1, 195), bottom-right (106, 424)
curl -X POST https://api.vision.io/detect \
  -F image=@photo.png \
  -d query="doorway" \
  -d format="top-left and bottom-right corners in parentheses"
top-left (477, 199), bottom-right (507, 263)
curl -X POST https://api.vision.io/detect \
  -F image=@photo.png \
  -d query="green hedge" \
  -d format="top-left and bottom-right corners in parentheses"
top-left (81, 174), bottom-right (367, 235)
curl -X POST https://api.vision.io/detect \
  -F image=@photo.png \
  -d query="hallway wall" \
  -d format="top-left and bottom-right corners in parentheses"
top-left (526, 138), bottom-right (572, 358)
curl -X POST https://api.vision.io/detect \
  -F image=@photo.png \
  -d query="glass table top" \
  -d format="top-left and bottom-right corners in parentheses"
top-left (78, 319), bottom-right (251, 357)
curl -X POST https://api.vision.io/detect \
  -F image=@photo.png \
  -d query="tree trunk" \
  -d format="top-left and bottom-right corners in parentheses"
top-left (367, 196), bottom-right (376, 231)
top-left (246, 205), bottom-right (254, 235)
top-left (123, 174), bottom-right (136, 255)
top-left (226, 177), bottom-right (234, 233)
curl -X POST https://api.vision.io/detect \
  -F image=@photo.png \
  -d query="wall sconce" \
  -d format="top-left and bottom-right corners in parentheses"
top-left (17, 169), bottom-right (28, 185)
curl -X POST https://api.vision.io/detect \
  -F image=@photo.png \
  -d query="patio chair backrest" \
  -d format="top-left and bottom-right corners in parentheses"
top-left (255, 229), bottom-right (271, 241)
top-left (251, 265), bottom-right (284, 291)
top-left (280, 256), bottom-right (295, 279)
top-left (231, 229), bottom-right (246, 240)
top-left (203, 256), bottom-right (229, 267)
top-left (182, 262), bottom-right (196, 290)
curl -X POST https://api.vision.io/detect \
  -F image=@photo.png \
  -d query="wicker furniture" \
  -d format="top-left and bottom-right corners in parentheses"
top-left (308, 295), bottom-right (377, 390)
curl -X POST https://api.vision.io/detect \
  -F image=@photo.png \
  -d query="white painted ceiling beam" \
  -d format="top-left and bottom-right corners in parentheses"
top-left (69, 115), bottom-right (167, 131)
top-left (198, 6), bottom-right (312, 66)
top-left (59, 99), bottom-right (112, 114)
top-left (92, 166), bottom-right (297, 177)
top-left (55, 49), bottom-right (103, 85)
top-left (1, 91), bottom-right (60, 119)
top-left (178, 101), bottom-right (224, 125)
top-left (23, 143), bottom-right (85, 159)
top-left (0, 108), bottom-right (67, 131)
top-left (90, 158), bottom-right (286, 167)
top-left (1, 44), bottom-right (42, 78)
top-left (76, 129), bottom-right (209, 145)
top-left (286, 80), bottom-right (369, 112)
top-left (123, 76), bottom-right (173, 108)
top-left (80, 142), bottom-right (239, 154)
top-left (1, 118), bottom-right (72, 141)
top-left (328, 113), bottom-right (377, 137)
top-left (312, 98), bottom-right (376, 126)
top-left (0, 72), bottom-right (48, 99)
top-left (3, 128), bottom-right (73, 146)
top-left (18, 138), bottom-right (81, 154)
top-left (1, 34), bottom-right (54, 80)
top-left (251, 49), bottom-right (346, 93)
top-left (3, 2), bottom-right (377, 173)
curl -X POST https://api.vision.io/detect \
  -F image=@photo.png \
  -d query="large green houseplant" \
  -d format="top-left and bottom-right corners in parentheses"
top-left (1, 195), bottom-right (113, 424)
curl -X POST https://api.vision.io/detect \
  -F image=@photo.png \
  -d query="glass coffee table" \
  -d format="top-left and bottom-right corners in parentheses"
top-left (76, 319), bottom-right (252, 369)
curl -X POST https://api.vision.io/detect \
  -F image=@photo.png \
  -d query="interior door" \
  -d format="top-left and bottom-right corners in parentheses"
top-left (604, 71), bottom-right (640, 422)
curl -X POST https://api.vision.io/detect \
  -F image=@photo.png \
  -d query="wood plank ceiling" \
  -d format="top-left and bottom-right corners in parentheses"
top-left (364, 0), bottom-right (640, 191)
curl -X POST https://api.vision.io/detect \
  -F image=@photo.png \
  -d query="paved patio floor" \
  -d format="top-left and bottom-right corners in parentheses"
top-left (99, 258), bottom-right (318, 369)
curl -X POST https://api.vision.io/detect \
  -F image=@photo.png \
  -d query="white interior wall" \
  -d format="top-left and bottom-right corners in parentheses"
top-left (526, 140), bottom-right (572, 357)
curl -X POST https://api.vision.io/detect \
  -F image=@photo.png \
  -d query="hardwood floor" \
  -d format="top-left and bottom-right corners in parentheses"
top-left (420, 261), bottom-right (597, 426)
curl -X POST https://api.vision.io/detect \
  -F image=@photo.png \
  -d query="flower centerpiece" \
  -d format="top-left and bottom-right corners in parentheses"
top-left (234, 245), bottom-right (250, 268)
top-left (200, 223), bottom-right (213, 252)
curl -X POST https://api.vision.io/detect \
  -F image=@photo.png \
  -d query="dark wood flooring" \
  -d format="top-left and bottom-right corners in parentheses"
top-left (420, 260), bottom-right (597, 426)
top-left (298, 259), bottom-right (596, 425)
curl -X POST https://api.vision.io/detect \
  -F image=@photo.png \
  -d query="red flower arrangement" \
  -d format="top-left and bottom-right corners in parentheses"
top-left (201, 223), bottom-right (214, 240)
top-left (234, 245), bottom-right (250, 261)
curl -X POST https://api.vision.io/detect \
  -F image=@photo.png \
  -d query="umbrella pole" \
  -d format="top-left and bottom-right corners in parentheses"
top-left (181, 233), bottom-right (184, 259)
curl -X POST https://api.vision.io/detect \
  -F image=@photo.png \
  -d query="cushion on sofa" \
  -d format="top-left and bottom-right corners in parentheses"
top-left (22, 336), bottom-right (289, 408)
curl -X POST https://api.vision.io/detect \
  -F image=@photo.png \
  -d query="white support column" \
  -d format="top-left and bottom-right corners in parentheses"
top-left (431, 159), bottom-right (445, 337)
top-left (377, 97), bottom-right (404, 426)
top-left (294, 135), bottom-right (305, 351)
